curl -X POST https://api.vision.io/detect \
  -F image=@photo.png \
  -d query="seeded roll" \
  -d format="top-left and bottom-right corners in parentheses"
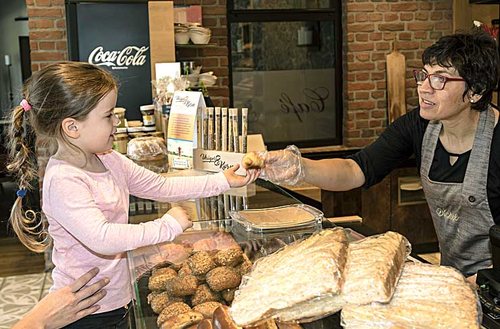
top-left (178, 262), bottom-right (194, 277)
top-left (214, 247), bottom-right (244, 267)
top-left (166, 275), bottom-right (199, 296)
top-left (221, 288), bottom-right (237, 304)
top-left (156, 302), bottom-right (192, 327)
top-left (193, 301), bottom-right (223, 319)
top-left (148, 267), bottom-right (178, 291)
top-left (191, 284), bottom-right (221, 306)
top-left (148, 291), bottom-right (186, 314)
top-left (188, 251), bottom-right (217, 275)
top-left (206, 266), bottom-right (241, 292)
top-left (160, 311), bottom-right (204, 329)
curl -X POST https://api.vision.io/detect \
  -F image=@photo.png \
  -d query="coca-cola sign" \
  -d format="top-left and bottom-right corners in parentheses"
top-left (88, 45), bottom-right (149, 70)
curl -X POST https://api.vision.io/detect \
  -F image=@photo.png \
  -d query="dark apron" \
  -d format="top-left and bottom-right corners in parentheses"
top-left (420, 108), bottom-right (495, 277)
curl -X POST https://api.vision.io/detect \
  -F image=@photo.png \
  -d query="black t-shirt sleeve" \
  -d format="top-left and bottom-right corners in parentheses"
top-left (348, 108), bottom-right (423, 188)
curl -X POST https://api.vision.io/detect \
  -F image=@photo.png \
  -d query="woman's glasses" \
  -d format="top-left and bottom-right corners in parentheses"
top-left (413, 70), bottom-right (465, 90)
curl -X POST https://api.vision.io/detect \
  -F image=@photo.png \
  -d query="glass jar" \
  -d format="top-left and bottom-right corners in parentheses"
top-left (140, 105), bottom-right (155, 127)
top-left (113, 107), bottom-right (127, 128)
top-left (113, 133), bottom-right (129, 154)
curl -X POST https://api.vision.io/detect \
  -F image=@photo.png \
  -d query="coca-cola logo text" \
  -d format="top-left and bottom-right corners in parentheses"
top-left (88, 46), bottom-right (149, 70)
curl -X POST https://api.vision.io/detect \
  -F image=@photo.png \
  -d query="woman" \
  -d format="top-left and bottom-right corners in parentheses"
top-left (248, 29), bottom-right (500, 282)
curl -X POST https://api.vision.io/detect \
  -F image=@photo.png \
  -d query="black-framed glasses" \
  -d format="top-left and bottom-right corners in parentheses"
top-left (413, 70), bottom-right (465, 90)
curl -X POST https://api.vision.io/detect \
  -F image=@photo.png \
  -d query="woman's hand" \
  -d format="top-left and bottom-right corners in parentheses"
top-left (13, 267), bottom-right (109, 329)
top-left (168, 206), bottom-right (192, 231)
top-left (223, 164), bottom-right (260, 188)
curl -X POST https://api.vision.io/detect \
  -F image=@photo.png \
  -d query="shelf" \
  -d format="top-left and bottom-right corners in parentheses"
top-left (175, 43), bottom-right (218, 48)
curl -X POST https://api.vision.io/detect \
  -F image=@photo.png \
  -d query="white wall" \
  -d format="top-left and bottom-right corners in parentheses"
top-left (0, 0), bottom-right (28, 117)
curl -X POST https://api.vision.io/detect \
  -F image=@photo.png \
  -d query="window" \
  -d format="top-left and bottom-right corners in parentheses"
top-left (228, 1), bottom-right (343, 149)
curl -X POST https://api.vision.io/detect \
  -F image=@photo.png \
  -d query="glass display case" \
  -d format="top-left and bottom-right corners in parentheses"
top-left (127, 178), bottom-right (326, 329)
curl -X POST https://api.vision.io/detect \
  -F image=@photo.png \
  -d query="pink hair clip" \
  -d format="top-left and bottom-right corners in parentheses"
top-left (20, 99), bottom-right (31, 112)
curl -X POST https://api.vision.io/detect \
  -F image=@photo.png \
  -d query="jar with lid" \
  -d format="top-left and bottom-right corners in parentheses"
top-left (113, 133), bottom-right (129, 154)
top-left (140, 105), bottom-right (155, 127)
top-left (113, 107), bottom-right (127, 128)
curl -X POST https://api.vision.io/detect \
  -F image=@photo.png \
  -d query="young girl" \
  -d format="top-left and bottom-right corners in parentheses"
top-left (7, 62), bottom-right (259, 328)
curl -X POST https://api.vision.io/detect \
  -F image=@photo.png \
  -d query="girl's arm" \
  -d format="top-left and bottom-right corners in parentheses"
top-left (47, 175), bottom-right (183, 255)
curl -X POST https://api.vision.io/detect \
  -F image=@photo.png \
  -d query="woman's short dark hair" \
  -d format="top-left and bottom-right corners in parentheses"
top-left (422, 29), bottom-right (499, 111)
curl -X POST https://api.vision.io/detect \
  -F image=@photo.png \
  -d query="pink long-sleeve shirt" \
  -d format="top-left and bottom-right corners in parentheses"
top-left (42, 151), bottom-right (230, 313)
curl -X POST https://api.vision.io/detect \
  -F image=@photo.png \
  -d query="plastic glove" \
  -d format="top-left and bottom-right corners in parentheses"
top-left (258, 145), bottom-right (305, 186)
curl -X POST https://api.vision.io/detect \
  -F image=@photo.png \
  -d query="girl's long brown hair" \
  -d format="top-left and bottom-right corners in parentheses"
top-left (6, 62), bottom-right (116, 252)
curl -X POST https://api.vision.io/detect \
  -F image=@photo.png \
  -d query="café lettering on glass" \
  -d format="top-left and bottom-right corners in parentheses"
top-left (279, 87), bottom-right (330, 123)
top-left (88, 46), bottom-right (149, 69)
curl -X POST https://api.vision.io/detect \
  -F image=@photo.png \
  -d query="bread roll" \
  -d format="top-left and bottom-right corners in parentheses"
top-left (166, 275), bottom-right (199, 297)
top-left (214, 247), bottom-right (244, 267)
top-left (242, 152), bottom-right (265, 169)
top-left (160, 311), bottom-right (204, 329)
top-left (275, 323), bottom-right (302, 329)
top-left (178, 262), bottom-right (193, 277)
top-left (206, 267), bottom-right (241, 292)
top-left (148, 267), bottom-right (178, 291)
top-left (192, 284), bottom-right (221, 306)
top-left (157, 302), bottom-right (192, 327)
top-left (213, 305), bottom-right (241, 329)
top-left (197, 319), bottom-right (214, 329)
top-left (188, 251), bottom-right (218, 275)
top-left (221, 288), bottom-right (237, 303)
top-left (193, 302), bottom-right (223, 319)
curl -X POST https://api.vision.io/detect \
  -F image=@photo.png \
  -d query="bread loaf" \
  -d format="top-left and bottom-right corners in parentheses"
top-left (229, 228), bottom-right (348, 327)
top-left (341, 262), bottom-right (480, 328)
top-left (275, 231), bottom-right (407, 323)
top-left (160, 311), bottom-right (204, 329)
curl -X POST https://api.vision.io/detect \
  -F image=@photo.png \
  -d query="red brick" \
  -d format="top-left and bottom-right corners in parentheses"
top-left (356, 91), bottom-right (370, 100)
top-left (371, 72), bottom-right (385, 80)
top-left (356, 72), bottom-right (370, 80)
top-left (347, 3), bottom-right (374, 12)
top-left (35, 0), bottom-right (52, 6)
top-left (397, 41), bottom-right (419, 50)
top-left (361, 129), bottom-right (375, 138)
top-left (202, 0), bottom-right (217, 4)
top-left (348, 138), bottom-right (374, 148)
top-left (376, 81), bottom-right (386, 90)
top-left (186, 0), bottom-right (200, 4)
top-left (27, 8), bottom-right (63, 18)
top-left (356, 52), bottom-right (370, 61)
top-left (30, 41), bottom-right (38, 50)
top-left (376, 42), bottom-right (390, 51)
top-left (400, 13), bottom-right (413, 21)
top-left (348, 23), bottom-right (375, 33)
top-left (55, 19), bottom-right (66, 29)
top-left (369, 13), bottom-right (383, 22)
top-left (391, 3), bottom-right (418, 11)
top-left (31, 63), bottom-right (40, 72)
top-left (203, 7), bottom-right (225, 15)
top-left (408, 22), bottom-right (434, 31)
top-left (421, 41), bottom-right (435, 49)
top-left (219, 0), bottom-right (227, 5)
top-left (416, 12), bottom-right (429, 21)
top-left (348, 82), bottom-right (376, 91)
top-left (384, 13), bottom-right (398, 22)
top-left (31, 51), bottom-right (65, 61)
top-left (348, 43), bottom-right (374, 52)
top-left (207, 87), bottom-right (229, 97)
top-left (56, 41), bottom-right (67, 50)
top-left (347, 73), bottom-right (355, 81)
top-left (370, 119), bottom-right (383, 128)
top-left (379, 23), bottom-right (404, 31)
top-left (39, 41), bottom-right (55, 50)
top-left (372, 91), bottom-right (385, 98)
top-left (376, 4), bottom-right (390, 12)
top-left (355, 111), bottom-right (369, 120)
top-left (217, 38), bottom-right (227, 47)
top-left (347, 14), bottom-right (355, 24)
top-left (26, 0), bottom-right (34, 5)
top-left (369, 33), bottom-right (382, 41)
top-left (211, 28), bottom-right (227, 36)
top-left (372, 53), bottom-right (385, 61)
top-left (401, 51), bottom-right (415, 60)
top-left (346, 120), bottom-right (356, 129)
top-left (37, 19), bottom-right (54, 29)
top-left (348, 62), bottom-right (376, 71)
top-left (435, 22), bottom-right (452, 30)
top-left (200, 47), bottom-right (227, 56)
top-left (346, 130), bottom-right (361, 138)
top-left (414, 31), bottom-right (428, 39)
top-left (435, 2), bottom-right (452, 10)
top-left (29, 30), bottom-right (64, 40)
top-left (383, 32), bottom-right (396, 41)
top-left (52, 0), bottom-right (65, 5)
top-left (28, 20), bottom-right (37, 28)
top-left (430, 31), bottom-right (443, 40)
top-left (348, 92), bottom-right (355, 100)
top-left (420, 2), bottom-right (433, 10)
top-left (211, 67), bottom-right (229, 77)
top-left (399, 32), bottom-right (412, 40)
top-left (356, 120), bottom-right (369, 129)
top-left (347, 53), bottom-right (354, 62)
top-left (203, 17), bottom-right (218, 27)
top-left (371, 110), bottom-right (386, 119)
top-left (355, 13), bottom-right (369, 23)
top-left (219, 57), bottom-right (228, 66)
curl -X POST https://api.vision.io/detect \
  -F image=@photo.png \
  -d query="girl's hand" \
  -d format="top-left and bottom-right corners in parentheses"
top-left (13, 268), bottom-right (109, 329)
top-left (168, 206), bottom-right (192, 231)
top-left (223, 163), bottom-right (260, 188)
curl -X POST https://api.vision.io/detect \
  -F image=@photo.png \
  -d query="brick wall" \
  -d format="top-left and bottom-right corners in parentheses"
top-left (344, 0), bottom-right (453, 147)
top-left (25, 0), bottom-right (454, 152)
